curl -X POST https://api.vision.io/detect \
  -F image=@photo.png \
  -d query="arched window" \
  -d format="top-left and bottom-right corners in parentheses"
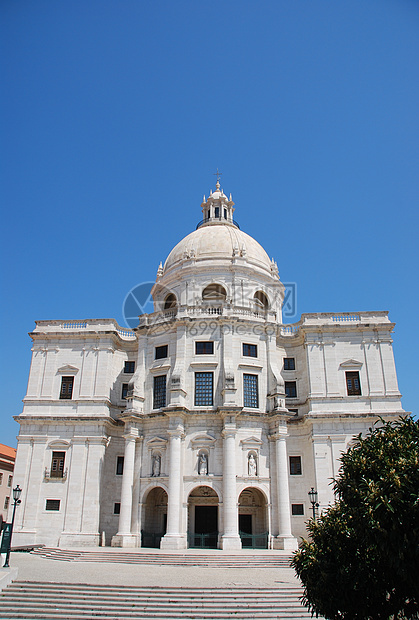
top-left (253, 291), bottom-right (269, 309)
top-left (202, 283), bottom-right (227, 302)
top-left (164, 293), bottom-right (177, 309)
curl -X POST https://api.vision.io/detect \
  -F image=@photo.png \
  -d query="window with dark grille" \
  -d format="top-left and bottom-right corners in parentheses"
top-left (116, 456), bottom-right (124, 476)
top-left (124, 361), bottom-right (135, 373)
top-left (0, 473), bottom-right (3, 485)
top-left (45, 499), bottom-right (60, 511)
top-left (285, 381), bottom-right (297, 398)
top-left (292, 504), bottom-right (304, 516)
top-left (195, 372), bottom-right (214, 406)
top-left (4, 496), bottom-right (10, 510)
top-left (7, 475), bottom-right (12, 487)
top-left (153, 375), bottom-right (167, 409)
top-left (289, 456), bottom-right (302, 475)
top-left (346, 371), bottom-right (361, 396)
top-left (155, 345), bottom-right (168, 360)
top-left (243, 374), bottom-right (259, 408)
top-left (284, 357), bottom-right (295, 370)
top-left (51, 452), bottom-right (65, 478)
top-left (195, 341), bottom-right (214, 355)
top-left (121, 383), bottom-right (129, 400)
top-left (60, 376), bottom-right (74, 400)
top-left (114, 502), bottom-right (121, 515)
top-left (243, 343), bottom-right (257, 357)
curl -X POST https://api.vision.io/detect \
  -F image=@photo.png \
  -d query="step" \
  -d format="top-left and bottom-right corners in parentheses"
top-left (1, 581), bottom-right (313, 620)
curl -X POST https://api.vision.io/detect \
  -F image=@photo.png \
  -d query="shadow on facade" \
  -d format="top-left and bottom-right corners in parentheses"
top-left (238, 487), bottom-right (268, 549)
top-left (141, 487), bottom-right (168, 548)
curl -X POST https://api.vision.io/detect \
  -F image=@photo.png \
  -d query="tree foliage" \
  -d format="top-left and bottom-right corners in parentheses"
top-left (292, 416), bottom-right (419, 620)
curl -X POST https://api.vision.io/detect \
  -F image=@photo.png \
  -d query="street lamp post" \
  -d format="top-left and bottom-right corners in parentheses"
top-left (308, 487), bottom-right (319, 521)
top-left (2, 485), bottom-right (22, 568)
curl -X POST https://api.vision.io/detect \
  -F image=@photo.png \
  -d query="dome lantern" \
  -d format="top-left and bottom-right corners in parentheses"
top-left (198, 178), bottom-right (238, 229)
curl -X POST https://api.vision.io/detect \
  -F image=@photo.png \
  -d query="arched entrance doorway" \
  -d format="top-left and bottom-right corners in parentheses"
top-left (188, 486), bottom-right (219, 549)
top-left (238, 487), bottom-right (268, 549)
top-left (141, 487), bottom-right (168, 548)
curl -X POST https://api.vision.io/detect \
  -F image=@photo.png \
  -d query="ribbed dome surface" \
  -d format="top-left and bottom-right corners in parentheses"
top-left (163, 224), bottom-right (272, 274)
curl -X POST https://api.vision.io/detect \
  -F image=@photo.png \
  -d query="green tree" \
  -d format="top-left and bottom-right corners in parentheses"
top-left (292, 416), bottom-right (419, 620)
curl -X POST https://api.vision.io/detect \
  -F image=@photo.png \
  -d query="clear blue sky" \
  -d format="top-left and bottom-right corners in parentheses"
top-left (1, 0), bottom-right (418, 448)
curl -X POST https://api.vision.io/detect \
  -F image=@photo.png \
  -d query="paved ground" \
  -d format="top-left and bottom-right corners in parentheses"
top-left (5, 550), bottom-right (301, 589)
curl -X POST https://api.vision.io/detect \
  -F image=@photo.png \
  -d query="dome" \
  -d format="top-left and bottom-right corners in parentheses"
top-left (163, 224), bottom-right (273, 275)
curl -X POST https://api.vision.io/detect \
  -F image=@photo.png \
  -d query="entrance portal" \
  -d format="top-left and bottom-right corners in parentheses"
top-left (238, 487), bottom-right (268, 549)
top-left (141, 487), bottom-right (168, 548)
top-left (188, 486), bottom-right (219, 548)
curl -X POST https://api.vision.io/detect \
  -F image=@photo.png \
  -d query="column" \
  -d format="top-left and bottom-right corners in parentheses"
top-left (161, 421), bottom-right (186, 549)
top-left (111, 428), bottom-right (139, 547)
top-left (273, 432), bottom-right (298, 550)
top-left (130, 437), bottom-right (143, 538)
top-left (220, 420), bottom-right (241, 550)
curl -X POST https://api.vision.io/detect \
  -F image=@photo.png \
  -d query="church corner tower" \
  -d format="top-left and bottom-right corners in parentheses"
top-left (11, 176), bottom-right (405, 551)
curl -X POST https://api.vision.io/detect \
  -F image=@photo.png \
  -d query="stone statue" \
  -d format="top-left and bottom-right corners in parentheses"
top-left (152, 454), bottom-right (161, 477)
top-left (248, 454), bottom-right (257, 477)
top-left (198, 453), bottom-right (208, 475)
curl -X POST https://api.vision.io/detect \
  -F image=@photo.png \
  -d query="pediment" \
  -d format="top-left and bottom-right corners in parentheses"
top-left (146, 436), bottom-right (168, 449)
top-left (190, 433), bottom-right (217, 449)
top-left (339, 359), bottom-right (363, 368)
top-left (47, 440), bottom-right (71, 450)
top-left (57, 365), bottom-right (79, 374)
top-left (240, 436), bottom-right (263, 450)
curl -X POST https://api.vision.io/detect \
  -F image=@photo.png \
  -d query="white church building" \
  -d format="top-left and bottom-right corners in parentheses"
top-left (11, 180), bottom-right (405, 550)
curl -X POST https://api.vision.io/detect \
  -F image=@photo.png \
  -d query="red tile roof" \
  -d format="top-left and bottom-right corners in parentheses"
top-left (0, 444), bottom-right (17, 460)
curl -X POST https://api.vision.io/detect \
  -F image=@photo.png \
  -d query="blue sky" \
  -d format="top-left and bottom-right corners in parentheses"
top-left (1, 0), bottom-right (418, 448)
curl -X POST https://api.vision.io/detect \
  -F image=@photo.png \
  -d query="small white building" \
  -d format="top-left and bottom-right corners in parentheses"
top-left (11, 181), bottom-right (405, 550)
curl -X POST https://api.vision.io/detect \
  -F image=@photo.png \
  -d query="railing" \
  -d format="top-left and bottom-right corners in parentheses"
top-left (239, 531), bottom-right (269, 549)
top-left (44, 468), bottom-right (68, 482)
top-left (188, 532), bottom-right (218, 549)
top-left (117, 328), bottom-right (136, 339)
top-left (331, 314), bottom-right (361, 322)
top-left (196, 218), bottom-right (240, 230)
top-left (141, 531), bottom-right (164, 548)
top-left (61, 322), bottom-right (87, 329)
top-left (280, 324), bottom-right (299, 335)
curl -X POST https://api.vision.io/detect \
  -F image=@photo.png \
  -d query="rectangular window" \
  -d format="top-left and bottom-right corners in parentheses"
top-left (4, 496), bottom-right (10, 510)
top-left (116, 456), bottom-right (124, 476)
top-left (288, 408), bottom-right (298, 416)
top-left (284, 357), bottom-right (295, 370)
top-left (155, 345), bottom-right (168, 360)
top-left (45, 499), bottom-right (60, 511)
top-left (214, 206), bottom-right (220, 218)
top-left (121, 383), bottom-right (129, 400)
top-left (7, 475), bottom-right (12, 487)
top-left (289, 456), bottom-right (302, 475)
top-left (153, 375), bottom-right (167, 409)
top-left (60, 376), bottom-right (74, 400)
top-left (114, 502), bottom-right (121, 515)
top-left (243, 343), bottom-right (257, 357)
top-left (195, 372), bottom-right (214, 406)
top-left (243, 374), bottom-right (259, 408)
top-left (124, 361), bottom-right (135, 374)
top-left (195, 341), bottom-right (214, 355)
top-left (0, 473), bottom-right (3, 485)
top-left (51, 452), bottom-right (65, 478)
top-left (346, 371), bottom-right (361, 396)
top-left (285, 381), bottom-right (297, 398)
top-left (292, 504), bottom-right (304, 516)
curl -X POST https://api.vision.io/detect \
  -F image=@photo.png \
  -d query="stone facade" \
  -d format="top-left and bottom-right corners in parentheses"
top-left (11, 182), bottom-right (405, 549)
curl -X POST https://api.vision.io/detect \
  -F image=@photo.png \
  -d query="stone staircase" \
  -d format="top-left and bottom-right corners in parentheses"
top-left (31, 547), bottom-right (294, 568)
top-left (0, 581), bottom-right (312, 619)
